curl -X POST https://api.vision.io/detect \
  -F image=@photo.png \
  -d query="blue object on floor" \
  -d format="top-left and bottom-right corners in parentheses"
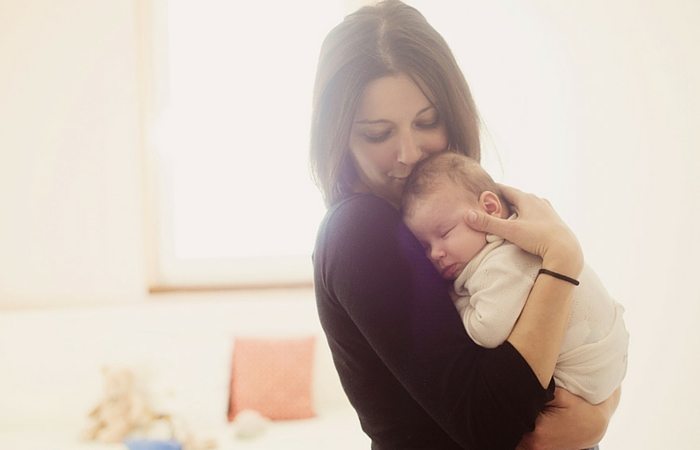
top-left (123, 439), bottom-right (182, 450)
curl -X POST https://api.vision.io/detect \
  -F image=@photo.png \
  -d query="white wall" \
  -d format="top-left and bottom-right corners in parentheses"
top-left (0, 0), bottom-right (146, 308)
top-left (1, 0), bottom-right (699, 448)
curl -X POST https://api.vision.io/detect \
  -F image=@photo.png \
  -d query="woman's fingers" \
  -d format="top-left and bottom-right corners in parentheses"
top-left (496, 183), bottom-right (527, 211)
top-left (496, 183), bottom-right (525, 201)
top-left (498, 183), bottom-right (553, 212)
top-left (466, 183), bottom-right (583, 274)
top-left (465, 209), bottom-right (512, 238)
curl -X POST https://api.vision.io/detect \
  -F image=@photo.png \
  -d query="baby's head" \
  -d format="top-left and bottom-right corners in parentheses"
top-left (401, 152), bottom-right (508, 280)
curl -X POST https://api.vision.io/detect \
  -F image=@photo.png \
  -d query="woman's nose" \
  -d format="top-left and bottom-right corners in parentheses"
top-left (397, 131), bottom-right (422, 166)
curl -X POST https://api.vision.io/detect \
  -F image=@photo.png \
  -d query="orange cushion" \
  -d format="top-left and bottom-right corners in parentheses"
top-left (227, 336), bottom-right (316, 421)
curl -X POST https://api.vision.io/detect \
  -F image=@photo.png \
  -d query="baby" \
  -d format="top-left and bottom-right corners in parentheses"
top-left (401, 152), bottom-right (629, 404)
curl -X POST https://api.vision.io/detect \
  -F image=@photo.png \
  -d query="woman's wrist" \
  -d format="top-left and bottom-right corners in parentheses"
top-left (542, 242), bottom-right (584, 280)
top-left (517, 388), bottom-right (617, 450)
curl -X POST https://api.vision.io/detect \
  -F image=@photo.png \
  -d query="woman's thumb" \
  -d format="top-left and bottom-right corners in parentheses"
top-left (465, 209), bottom-right (509, 237)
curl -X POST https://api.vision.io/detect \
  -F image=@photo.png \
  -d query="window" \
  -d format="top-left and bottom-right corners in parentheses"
top-left (145, 1), bottom-right (347, 289)
top-left (144, 1), bottom-right (578, 290)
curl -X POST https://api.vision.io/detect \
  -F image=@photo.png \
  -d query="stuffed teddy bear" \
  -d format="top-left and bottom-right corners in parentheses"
top-left (82, 366), bottom-right (157, 443)
top-left (82, 366), bottom-right (217, 450)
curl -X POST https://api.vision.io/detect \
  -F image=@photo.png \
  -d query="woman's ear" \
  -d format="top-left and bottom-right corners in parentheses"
top-left (479, 191), bottom-right (505, 218)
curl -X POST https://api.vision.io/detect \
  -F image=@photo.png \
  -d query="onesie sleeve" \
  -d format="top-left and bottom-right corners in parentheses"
top-left (461, 244), bottom-right (541, 349)
top-left (314, 195), bottom-right (553, 449)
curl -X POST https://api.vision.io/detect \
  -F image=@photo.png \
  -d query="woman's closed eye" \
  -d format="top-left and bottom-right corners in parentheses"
top-left (364, 131), bottom-right (391, 143)
top-left (415, 114), bottom-right (440, 129)
top-left (360, 124), bottom-right (392, 142)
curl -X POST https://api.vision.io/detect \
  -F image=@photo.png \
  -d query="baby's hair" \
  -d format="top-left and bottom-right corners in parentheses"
top-left (401, 152), bottom-right (502, 216)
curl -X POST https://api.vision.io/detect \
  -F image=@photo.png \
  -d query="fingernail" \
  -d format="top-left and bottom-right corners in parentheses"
top-left (467, 210), bottom-right (478, 223)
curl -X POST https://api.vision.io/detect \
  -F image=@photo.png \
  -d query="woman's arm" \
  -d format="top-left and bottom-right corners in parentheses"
top-left (467, 185), bottom-right (621, 448)
top-left (517, 387), bottom-right (622, 450)
top-left (465, 185), bottom-right (583, 387)
top-left (316, 194), bottom-right (553, 449)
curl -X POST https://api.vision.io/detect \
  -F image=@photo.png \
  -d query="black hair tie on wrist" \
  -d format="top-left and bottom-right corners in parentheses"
top-left (538, 268), bottom-right (580, 286)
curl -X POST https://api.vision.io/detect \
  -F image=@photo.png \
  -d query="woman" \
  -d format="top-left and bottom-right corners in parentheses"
top-left (309, 1), bottom-right (619, 449)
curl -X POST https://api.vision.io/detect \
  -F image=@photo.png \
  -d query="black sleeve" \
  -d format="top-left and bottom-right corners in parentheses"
top-left (314, 194), bottom-right (553, 449)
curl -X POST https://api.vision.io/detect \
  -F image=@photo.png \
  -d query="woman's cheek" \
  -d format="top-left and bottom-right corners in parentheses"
top-left (426, 126), bottom-right (449, 151)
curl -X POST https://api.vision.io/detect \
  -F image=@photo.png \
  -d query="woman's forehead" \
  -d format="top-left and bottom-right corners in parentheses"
top-left (353, 74), bottom-right (434, 122)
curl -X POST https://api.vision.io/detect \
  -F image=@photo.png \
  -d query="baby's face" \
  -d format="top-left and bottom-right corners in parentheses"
top-left (404, 182), bottom-right (488, 280)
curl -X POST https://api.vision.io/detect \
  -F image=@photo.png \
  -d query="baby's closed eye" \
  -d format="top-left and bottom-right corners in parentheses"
top-left (440, 225), bottom-right (456, 238)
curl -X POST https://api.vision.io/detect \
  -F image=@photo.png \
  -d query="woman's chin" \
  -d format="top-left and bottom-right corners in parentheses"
top-left (382, 189), bottom-right (402, 208)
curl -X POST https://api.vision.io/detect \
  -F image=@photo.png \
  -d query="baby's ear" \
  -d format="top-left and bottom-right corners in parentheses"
top-left (478, 191), bottom-right (504, 217)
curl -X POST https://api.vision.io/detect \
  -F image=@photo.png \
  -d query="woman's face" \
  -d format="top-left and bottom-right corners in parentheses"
top-left (348, 74), bottom-right (449, 206)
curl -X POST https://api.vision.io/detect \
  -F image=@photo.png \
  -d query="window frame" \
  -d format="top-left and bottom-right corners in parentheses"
top-left (138, 0), bottom-right (345, 292)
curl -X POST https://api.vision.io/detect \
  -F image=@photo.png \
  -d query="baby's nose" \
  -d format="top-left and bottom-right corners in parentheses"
top-left (430, 247), bottom-right (444, 261)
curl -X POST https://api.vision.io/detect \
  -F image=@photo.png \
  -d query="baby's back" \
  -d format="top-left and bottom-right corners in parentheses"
top-left (456, 239), bottom-right (629, 404)
top-left (562, 265), bottom-right (618, 353)
top-left (554, 262), bottom-right (629, 404)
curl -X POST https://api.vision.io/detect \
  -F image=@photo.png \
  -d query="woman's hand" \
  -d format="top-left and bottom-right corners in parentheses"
top-left (516, 387), bottom-right (621, 450)
top-left (466, 184), bottom-right (583, 278)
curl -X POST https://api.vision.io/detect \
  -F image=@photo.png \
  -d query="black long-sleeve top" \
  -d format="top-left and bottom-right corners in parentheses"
top-left (313, 194), bottom-right (554, 449)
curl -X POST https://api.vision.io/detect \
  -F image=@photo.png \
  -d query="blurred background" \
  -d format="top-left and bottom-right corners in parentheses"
top-left (1, 0), bottom-right (698, 449)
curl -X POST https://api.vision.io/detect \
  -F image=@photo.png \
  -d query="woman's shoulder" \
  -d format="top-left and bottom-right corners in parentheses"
top-left (314, 193), bottom-right (407, 268)
top-left (327, 192), bottom-right (396, 216)
top-left (320, 193), bottom-right (401, 236)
